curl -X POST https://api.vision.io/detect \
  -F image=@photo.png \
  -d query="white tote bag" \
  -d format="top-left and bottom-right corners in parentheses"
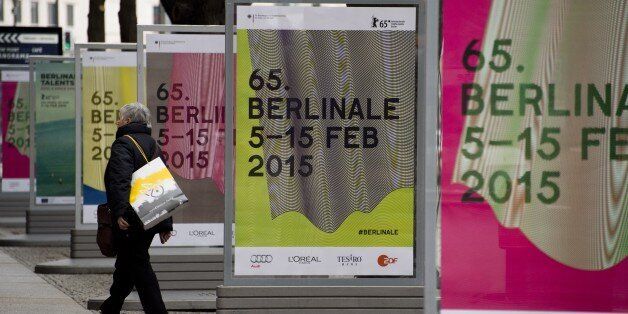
top-left (125, 135), bottom-right (188, 229)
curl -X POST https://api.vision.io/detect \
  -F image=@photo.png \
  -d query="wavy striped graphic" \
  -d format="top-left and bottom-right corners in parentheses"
top-left (451, 0), bottom-right (627, 271)
top-left (246, 30), bottom-right (416, 233)
top-left (146, 52), bottom-right (225, 223)
top-left (162, 53), bottom-right (225, 190)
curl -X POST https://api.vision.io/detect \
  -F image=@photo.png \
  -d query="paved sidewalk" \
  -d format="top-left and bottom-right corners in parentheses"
top-left (0, 250), bottom-right (89, 313)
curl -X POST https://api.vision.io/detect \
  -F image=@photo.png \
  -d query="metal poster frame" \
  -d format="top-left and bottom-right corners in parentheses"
top-left (136, 24), bottom-right (226, 105)
top-left (73, 43), bottom-right (137, 230)
top-left (28, 56), bottom-right (75, 212)
top-left (0, 64), bottom-right (30, 194)
top-left (223, 2), bottom-right (438, 312)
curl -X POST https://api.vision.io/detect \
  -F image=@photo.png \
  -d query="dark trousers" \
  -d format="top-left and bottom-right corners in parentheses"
top-left (101, 230), bottom-right (167, 314)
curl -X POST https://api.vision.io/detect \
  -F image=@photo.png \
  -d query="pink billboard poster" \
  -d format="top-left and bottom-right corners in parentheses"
top-left (147, 48), bottom-right (226, 226)
top-left (441, 0), bottom-right (627, 312)
top-left (1, 81), bottom-right (30, 192)
top-left (162, 53), bottom-right (225, 193)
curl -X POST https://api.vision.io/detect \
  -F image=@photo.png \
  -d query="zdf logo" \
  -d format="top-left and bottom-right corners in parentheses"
top-left (377, 255), bottom-right (397, 267)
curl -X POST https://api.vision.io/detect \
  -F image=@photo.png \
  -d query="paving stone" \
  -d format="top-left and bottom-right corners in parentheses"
top-left (0, 250), bottom-right (88, 313)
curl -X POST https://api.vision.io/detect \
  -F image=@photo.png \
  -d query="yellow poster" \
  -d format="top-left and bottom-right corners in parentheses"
top-left (81, 51), bottom-right (137, 223)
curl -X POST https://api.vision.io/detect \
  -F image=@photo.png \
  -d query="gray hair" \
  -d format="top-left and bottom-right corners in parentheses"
top-left (119, 102), bottom-right (151, 127)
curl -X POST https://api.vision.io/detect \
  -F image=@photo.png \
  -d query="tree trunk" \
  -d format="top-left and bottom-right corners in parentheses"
top-left (160, 0), bottom-right (224, 25)
top-left (119, 0), bottom-right (137, 43)
top-left (87, 0), bottom-right (105, 42)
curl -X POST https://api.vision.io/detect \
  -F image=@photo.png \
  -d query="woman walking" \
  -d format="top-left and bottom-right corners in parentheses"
top-left (100, 102), bottom-right (173, 314)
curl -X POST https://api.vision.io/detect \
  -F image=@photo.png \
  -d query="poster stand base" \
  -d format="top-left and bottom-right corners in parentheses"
top-left (0, 192), bottom-right (28, 228)
top-left (0, 216), bottom-right (26, 228)
top-left (35, 257), bottom-right (114, 274)
top-left (40, 228), bottom-right (224, 311)
top-left (32, 229), bottom-right (110, 273)
top-left (0, 207), bottom-right (74, 247)
top-left (87, 290), bottom-right (216, 311)
top-left (216, 286), bottom-right (424, 313)
top-left (0, 233), bottom-right (70, 246)
top-left (26, 208), bottom-right (74, 234)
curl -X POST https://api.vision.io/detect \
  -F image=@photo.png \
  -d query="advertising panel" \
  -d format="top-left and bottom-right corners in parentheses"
top-left (34, 62), bottom-right (76, 204)
top-left (145, 33), bottom-right (225, 246)
top-left (441, 0), bottom-right (628, 312)
top-left (0, 26), bottom-right (62, 64)
top-left (234, 6), bottom-right (417, 276)
top-left (81, 51), bottom-right (136, 223)
top-left (1, 70), bottom-right (30, 192)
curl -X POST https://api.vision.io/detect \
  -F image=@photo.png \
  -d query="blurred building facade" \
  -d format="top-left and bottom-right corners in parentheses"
top-left (0, 0), bottom-right (168, 51)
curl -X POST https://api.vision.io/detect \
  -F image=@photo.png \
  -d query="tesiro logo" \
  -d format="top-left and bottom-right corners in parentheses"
top-left (288, 256), bottom-right (321, 264)
top-left (337, 254), bottom-right (362, 266)
top-left (377, 255), bottom-right (398, 267)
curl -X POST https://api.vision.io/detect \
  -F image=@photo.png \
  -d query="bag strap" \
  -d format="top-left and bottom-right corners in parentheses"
top-left (124, 135), bottom-right (149, 164)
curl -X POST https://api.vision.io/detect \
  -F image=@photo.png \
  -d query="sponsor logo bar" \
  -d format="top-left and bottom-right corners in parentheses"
top-left (1, 179), bottom-right (30, 192)
top-left (82, 51), bottom-right (136, 67)
top-left (146, 34), bottom-right (229, 53)
top-left (36, 197), bottom-right (75, 205)
top-left (149, 223), bottom-right (224, 247)
top-left (235, 247), bottom-right (413, 276)
top-left (237, 6), bottom-right (416, 31)
top-left (1, 70), bottom-right (29, 82)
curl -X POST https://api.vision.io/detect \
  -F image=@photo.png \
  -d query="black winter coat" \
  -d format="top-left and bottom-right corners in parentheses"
top-left (104, 122), bottom-right (173, 235)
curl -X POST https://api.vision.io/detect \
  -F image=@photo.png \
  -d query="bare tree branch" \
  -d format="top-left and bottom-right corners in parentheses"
top-left (88, 0), bottom-right (105, 42)
top-left (119, 0), bottom-right (137, 43)
top-left (160, 0), bottom-right (224, 25)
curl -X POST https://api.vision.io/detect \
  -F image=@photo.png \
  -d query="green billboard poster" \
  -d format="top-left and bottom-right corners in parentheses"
top-left (234, 6), bottom-right (417, 276)
top-left (34, 62), bottom-right (75, 204)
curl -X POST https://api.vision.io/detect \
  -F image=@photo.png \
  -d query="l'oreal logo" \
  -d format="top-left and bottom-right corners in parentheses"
top-left (288, 256), bottom-right (322, 264)
top-left (189, 230), bottom-right (215, 237)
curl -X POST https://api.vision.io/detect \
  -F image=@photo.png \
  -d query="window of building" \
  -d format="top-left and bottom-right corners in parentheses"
top-left (66, 4), bottom-right (73, 26)
top-left (0, 0), bottom-right (4, 22)
top-left (153, 5), bottom-right (164, 24)
top-left (14, 0), bottom-right (21, 23)
top-left (30, 1), bottom-right (38, 24)
top-left (47, 2), bottom-right (56, 25)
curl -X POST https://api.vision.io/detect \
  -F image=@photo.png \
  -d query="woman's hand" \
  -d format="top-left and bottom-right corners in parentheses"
top-left (117, 217), bottom-right (130, 230)
top-left (159, 231), bottom-right (172, 244)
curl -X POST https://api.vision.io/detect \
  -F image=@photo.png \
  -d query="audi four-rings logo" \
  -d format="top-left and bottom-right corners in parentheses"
top-left (250, 255), bottom-right (273, 263)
